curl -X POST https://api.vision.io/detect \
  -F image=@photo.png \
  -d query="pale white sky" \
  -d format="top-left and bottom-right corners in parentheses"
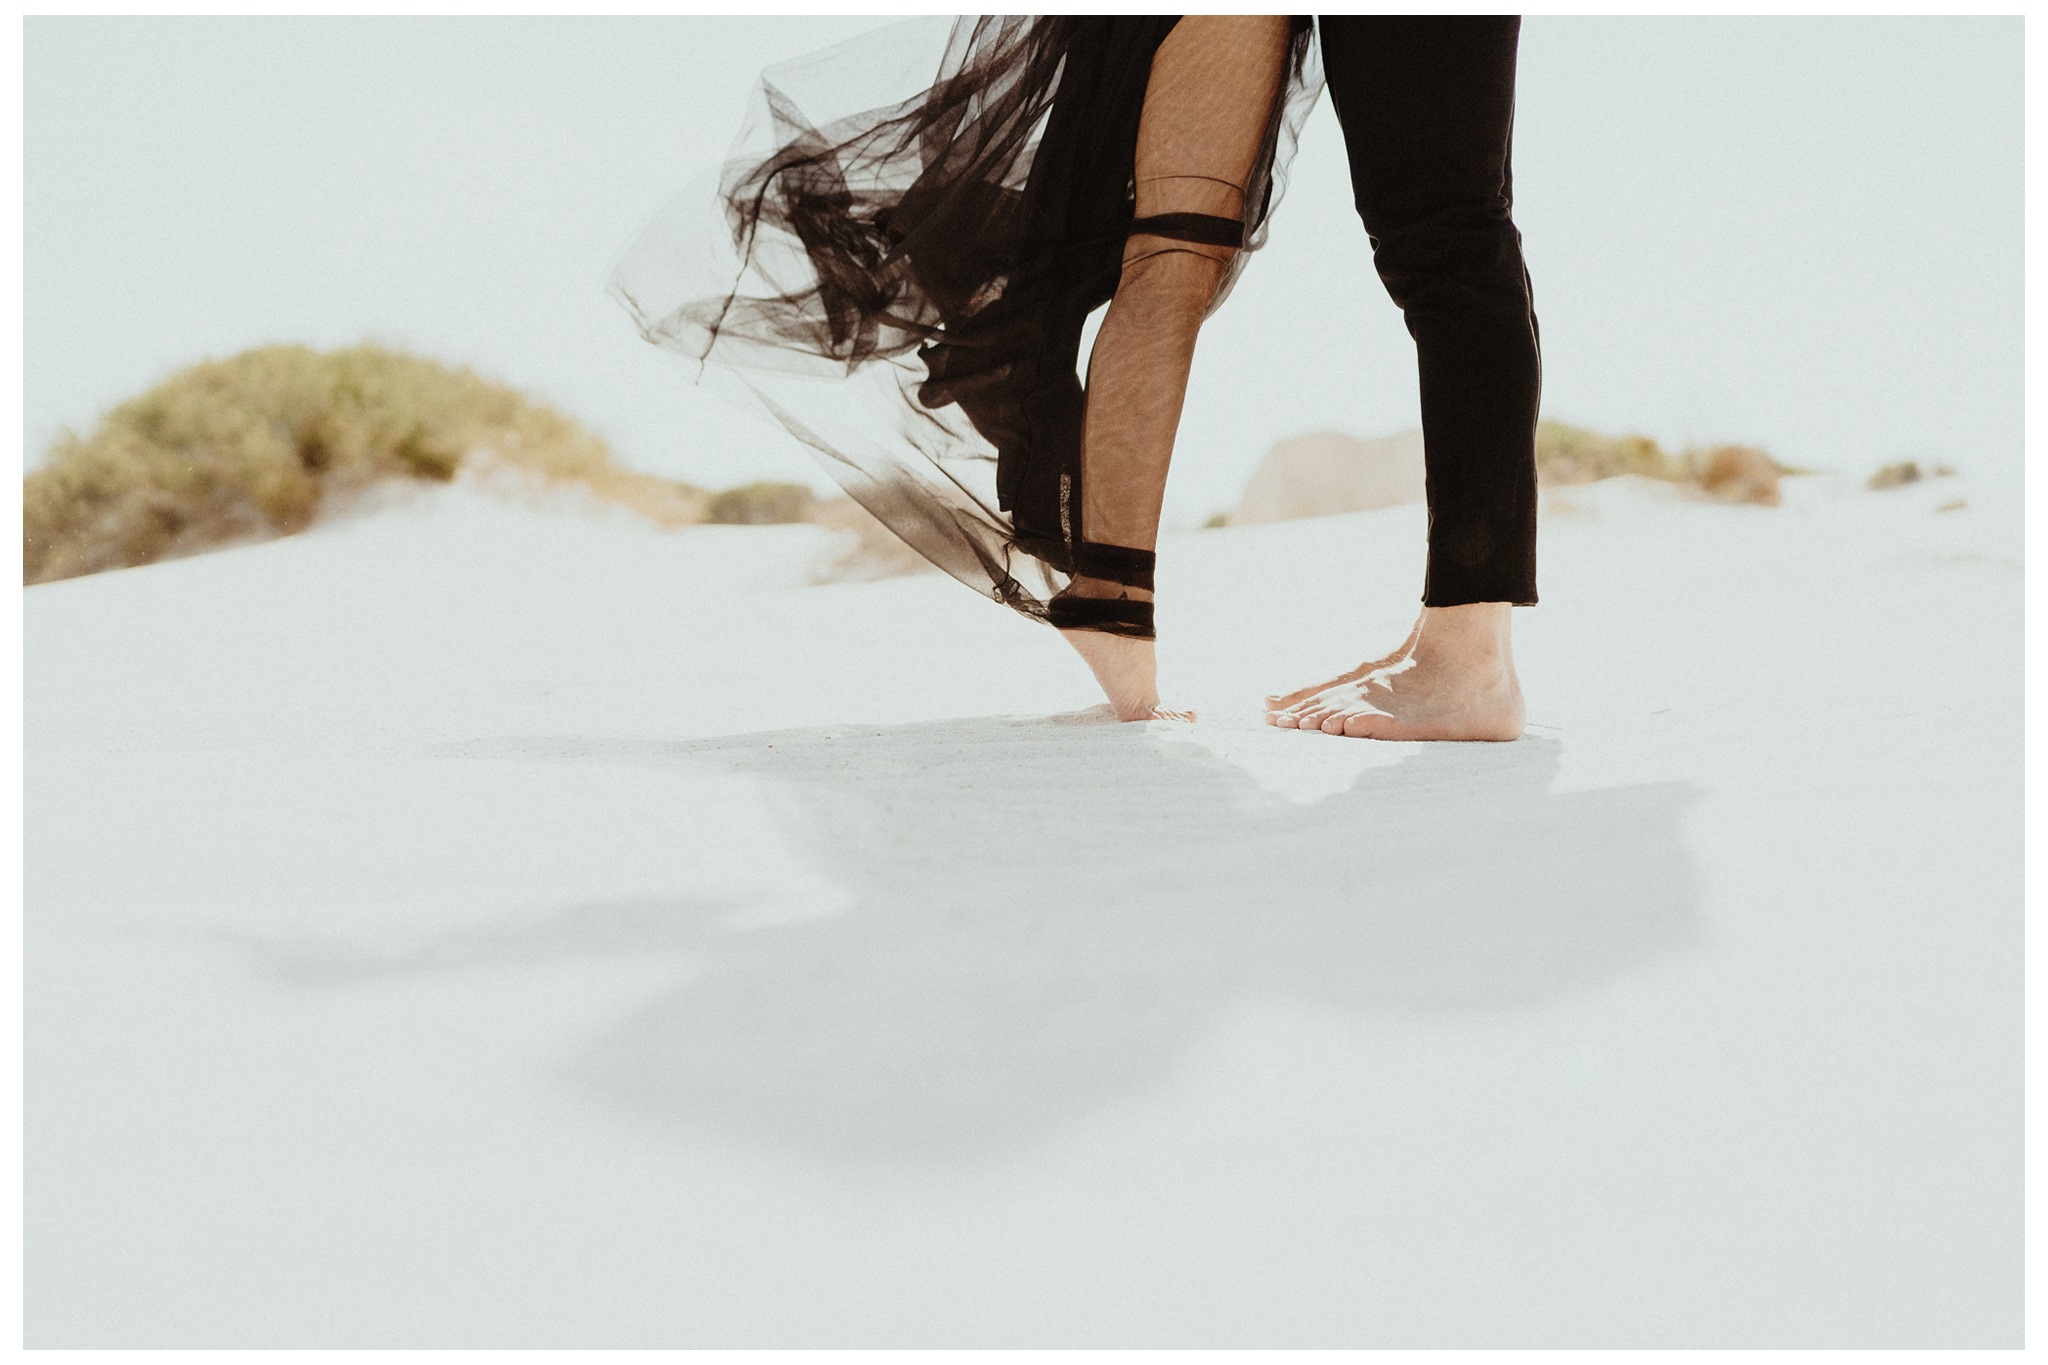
top-left (24, 16), bottom-right (2023, 522)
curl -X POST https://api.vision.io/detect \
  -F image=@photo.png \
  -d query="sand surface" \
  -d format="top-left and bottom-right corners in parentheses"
top-left (25, 471), bottom-right (2021, 1346)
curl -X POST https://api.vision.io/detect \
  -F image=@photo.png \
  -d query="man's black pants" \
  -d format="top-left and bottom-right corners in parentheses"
top-left (1319, 15), bottom-right (1541, 606)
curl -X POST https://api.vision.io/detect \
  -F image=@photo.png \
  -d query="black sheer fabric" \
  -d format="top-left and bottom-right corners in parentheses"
top-left (611, 16), bottom-right (1322, 623)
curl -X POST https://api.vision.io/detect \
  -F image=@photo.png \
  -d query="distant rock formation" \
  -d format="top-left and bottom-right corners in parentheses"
top-left (1230, 428), bottom-right (1427, 525)
top-left (1223, 422), bottom-right (1791, 527)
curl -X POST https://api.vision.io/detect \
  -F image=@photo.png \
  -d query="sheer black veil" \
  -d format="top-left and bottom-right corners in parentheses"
top-left (611, 16), bottom-right (1323, 620)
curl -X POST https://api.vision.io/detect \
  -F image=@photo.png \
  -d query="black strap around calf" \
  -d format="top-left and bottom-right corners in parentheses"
top-left (1046, 593), bottom-right (1155, 640)
top-left (1047, 539), bottom-right (1157, 639)
top-left (1071, 539), bottom-right (1155, 592)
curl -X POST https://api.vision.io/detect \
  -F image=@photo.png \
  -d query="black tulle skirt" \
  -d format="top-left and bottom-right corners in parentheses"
top-left (611, 16), bottom-right (1322, 620)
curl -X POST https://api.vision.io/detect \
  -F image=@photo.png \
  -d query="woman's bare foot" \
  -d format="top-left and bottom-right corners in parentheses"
top-left (1263, 614), bottom-right (1422, 712)
top-left (1056, 578), bottom-right (1193, 723)
top-left (1265, 601), bottom-right (1524, 741)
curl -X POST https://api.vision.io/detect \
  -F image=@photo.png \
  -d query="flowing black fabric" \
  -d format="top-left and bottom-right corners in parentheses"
top-left (611, 16), bottom-right (1322, 622)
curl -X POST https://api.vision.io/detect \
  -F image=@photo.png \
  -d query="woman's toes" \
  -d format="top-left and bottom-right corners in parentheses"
top-left (1320, 711), bottom-right (1352, 735)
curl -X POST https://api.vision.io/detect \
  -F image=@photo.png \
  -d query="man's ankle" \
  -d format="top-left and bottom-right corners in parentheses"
top-left (1418, 602), bottom-right (1513, 666)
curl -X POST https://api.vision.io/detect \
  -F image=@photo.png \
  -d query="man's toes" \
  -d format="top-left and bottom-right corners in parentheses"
top-left (1298, 694), bottom-right (1353, 726)
top-left (1341, 710), bottom-right (1395, 739)
top-left (1320, 710), bottom-right (1355, 735)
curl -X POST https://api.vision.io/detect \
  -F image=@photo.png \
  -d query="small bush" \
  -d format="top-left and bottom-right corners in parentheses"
top-left (24, 343), bottom-right (708, 584)
top-left (1690, 444), bottom-right (1782, 506)
top-left (1535, 420), bottom-right (1686, 485)
top-left (1867, 460), bottom-right (1953, 491)
top-left (1537, 420), bottom-right (1785, 505)
top-left (705, 481), bottom-right (816, 525)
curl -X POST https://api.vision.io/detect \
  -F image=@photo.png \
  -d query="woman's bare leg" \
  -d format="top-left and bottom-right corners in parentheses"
top-left (1058, 15), bottom-right (1292, 721)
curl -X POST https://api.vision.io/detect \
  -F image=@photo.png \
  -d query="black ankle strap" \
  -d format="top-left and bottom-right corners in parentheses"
top-left (1046, 594), bottom-right (1155, 640)
top-left (1071, 539), bottom-right (1155, 592)
top-left (1128, 212), bottom-right (1245, 249)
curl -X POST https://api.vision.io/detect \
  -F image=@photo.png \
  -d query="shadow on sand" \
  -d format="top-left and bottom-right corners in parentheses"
top-left (261, 716), bottom-right (1705, 1164)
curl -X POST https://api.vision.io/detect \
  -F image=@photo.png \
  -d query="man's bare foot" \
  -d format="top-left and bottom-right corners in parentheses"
top-left (1056, 578), bottom-right (1193, 723)
top-left (1265, 601), bottom-right (1524, 741)
top-left (1263, 615), bottom-right (1423, 712)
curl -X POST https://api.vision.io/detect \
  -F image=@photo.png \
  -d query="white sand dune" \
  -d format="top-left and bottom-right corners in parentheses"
top-left (1232, 427), bottom-right (1427, 524)
top-left (25, 470), bottom-right (2020, 1346)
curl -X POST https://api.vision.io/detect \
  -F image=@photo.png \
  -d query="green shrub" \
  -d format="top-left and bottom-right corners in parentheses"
top-left (24, 343), bottom-right (708, 584)
top-left (1535, 420), bottom-right (1792, 505)
top-left (1535, 420), bottom-right (1686, 485)
top-left (705, 481), bottom-right (816, 525)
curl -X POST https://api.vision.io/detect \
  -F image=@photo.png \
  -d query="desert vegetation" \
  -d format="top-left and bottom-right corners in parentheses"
top-left (22, 345), bottom-right (927, 586)
top-left (1216, 420), bottom-right (1795, 528)
top-left (1535, 420), bottom-right (1788, 505)
top-left (27, 345), bottom-right (1822, 588)
top-left (705, 481), bottom-right (817, 525)
top-left (23, 344), bottom-right (717, 584)
top-left (1866, 459), bottom-right (1956, 491)
top-left (699, 479), bottom-right (928, 579)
